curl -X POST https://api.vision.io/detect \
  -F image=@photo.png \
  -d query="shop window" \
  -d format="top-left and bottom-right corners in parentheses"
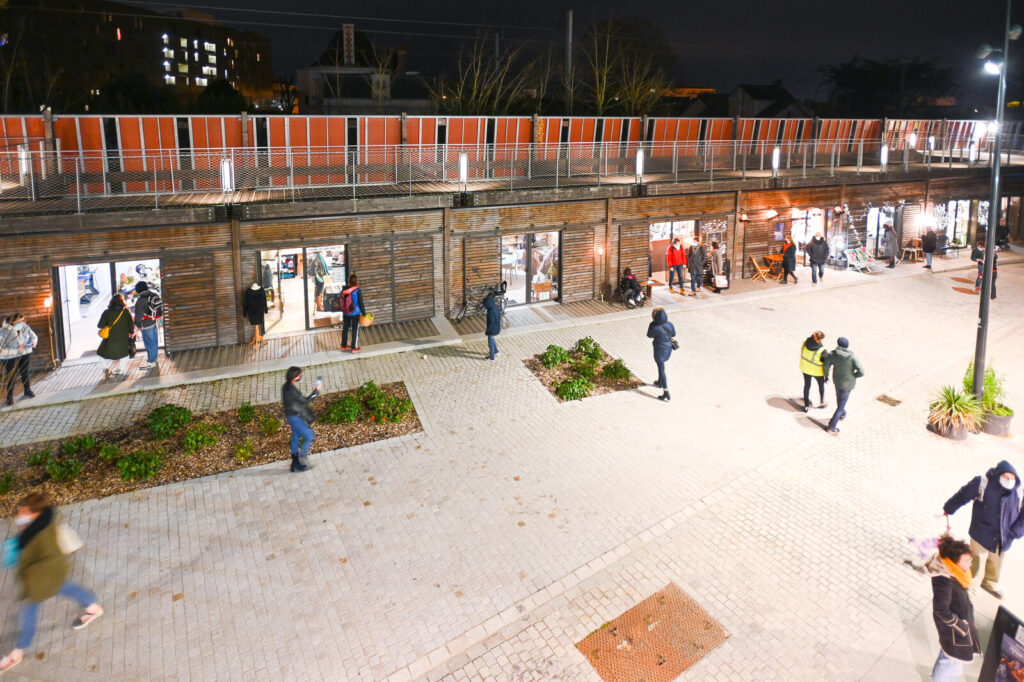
top-left (259, 246), bottom-right (347, 337)
top-left (501, 232), bottom-right (560, 306)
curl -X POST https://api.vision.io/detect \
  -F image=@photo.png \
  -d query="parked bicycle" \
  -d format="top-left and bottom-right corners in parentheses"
top-left (455, 281), bottom-right (508, 322)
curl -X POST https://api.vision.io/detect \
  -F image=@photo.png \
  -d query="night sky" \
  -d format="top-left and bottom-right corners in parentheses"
top-left (129, 0), bottom-right (1013, 101)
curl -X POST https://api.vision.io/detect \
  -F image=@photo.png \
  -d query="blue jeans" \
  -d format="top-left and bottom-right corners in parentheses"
top-left (668, 265), bottom-right (684, 288)
top-left (286, 415), bottom-right (314, 459)
top-left (689, 270), bottom-right (700, 292)
top-left (828, 387), bottom-right (851, 430)
top-left (487, 335), bottom-right (498, 358)
top-left (655, 357), bottom-right (667, 390)
top-left (17, 580), bottom-right (96, 649)
top-left (811, 263), bottom-right (824, 283)
top-left (141, 325), bottom-right (159, 363)
top-left (930, 650), bottom-right (963, 682)
top-left (925, 252), bottom-right (933, 267)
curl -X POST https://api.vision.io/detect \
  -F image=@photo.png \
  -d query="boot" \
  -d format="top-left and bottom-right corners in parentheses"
top-left (658, 391), bottom-right (671, 402)
top-left (290, 454), bottom-right (307, 472)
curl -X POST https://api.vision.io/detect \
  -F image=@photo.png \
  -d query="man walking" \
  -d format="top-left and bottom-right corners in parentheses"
top-left (922, 226), bottom-right (937, 269)
top-left (282, 366), bottom-right (321, 473)
top-left (943, 461), bottom-right (1024, 599)
top-left (806, 232), bottom-right (829, 284)
top-left (133, 282), bottom-right (162, 368)
top-left (823, 337), bottom-right (864, 434)
top-left (686, 240), bottom-right (706, 296)
top-left (483, 293), bottom-right (501, 360)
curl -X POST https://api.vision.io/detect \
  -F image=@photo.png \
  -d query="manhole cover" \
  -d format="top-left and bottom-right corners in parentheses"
top-left (876, 394), bottom-right (902, 406)
top-left (575, 583), bottom-right (729, 682)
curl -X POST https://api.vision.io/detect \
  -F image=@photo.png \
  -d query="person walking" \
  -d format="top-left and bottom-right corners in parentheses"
top-left (822, 337), bottom-right (864, 434)
top-left (709, 241), bottom-right (725, 293)
top-left (666, 237), bottom-right (686, 294)
top-left (282, 366), bottom-right (321, 473)
top-left (922, 226), bottom-right (937, 269)
top-left (483, 293), bottom-right (501, 360)
top-left (942, 461), bottom-right (1024, 599)
top-left (926, 535), bottom-right (981, 682)
top-left (972, 241), bottom-right (998, 299)
top-left (780, 236), bottom-right (798, 284)
top-left (647, 307), bottom-right (676, 402)
top-left (806, 232), bottom-right (829, 284)
top-left (883, 223), bottom-right (900, 268)
top-left (132, 281), bottom-right (162, 368)
top-left (1, 313), bottom-right (37, 406)
top-left (0, 493), bottom-right (103, 673)
top-left (799, 331), bottom-right (829, 413)
top-left (686, 240), bottom-right (706, 296)
top-left (97, 294), bottom-right (135, 380)
top-left (340, 274), bottom-right (369, 353)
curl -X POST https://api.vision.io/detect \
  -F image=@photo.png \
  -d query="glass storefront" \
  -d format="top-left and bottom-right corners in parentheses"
top-left (649, 220), bottom-right (699, 282)
top-left (866, 206), bottom-right (896, 257)
top-left (500, 231), bottom-right (560, 306)
top-left (934, 200), bottom-right (972, 248)
top-left (259, 245), bottom-right (347, 336)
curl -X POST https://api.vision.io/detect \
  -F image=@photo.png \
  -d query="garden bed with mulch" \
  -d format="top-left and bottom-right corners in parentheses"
top-left (0, 381), bottom-right (420, 510)
top-left (524, 337), bottom-right (644, 402)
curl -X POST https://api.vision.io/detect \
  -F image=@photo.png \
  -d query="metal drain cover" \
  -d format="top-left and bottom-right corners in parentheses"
top-left (876, 394), bottom-right (902, 406)
top-left (576, 583), bottom-right (729, 682)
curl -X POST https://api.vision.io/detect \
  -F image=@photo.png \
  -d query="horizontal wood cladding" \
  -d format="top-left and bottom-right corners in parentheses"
top-left (0, 225), bottom-right (231, 266)
top-left (350, 242), bottom-right (395, 325)
top-left (240, 212), bottom-right (442, 249)
top-left (161, 254), bottom-right (219, 352)
top-left (928, 177), bottom-right (992, 202)
top-left (740, 219), bottom-right (775, 278)
top-left (561, 228), bottom-right (595, 303)
top-left (464, 235), bottom-right (499, 293)
top-left (742, 187), bottom-right (840, 211)
top-left (0, 265), bottom-right (54, 371)
top-left (213, 251), bottom-right (238, 345)
top-left (393, 237), bottom-right (435, 320)
top-left (449, 201), bottom-right (605, 233)
top-left (617, 223), bottom-right (648, 280)
top-left (843, 181), bottom-right (927, 206)
top-left (614, 193), bottom-right (735, 221)
top-left (449, 236), bottom-right (464, 313)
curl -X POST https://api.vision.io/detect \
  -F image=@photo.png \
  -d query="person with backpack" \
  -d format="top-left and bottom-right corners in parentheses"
top-left (943, 460), bottom-right (1024, 599)
top-left (806, 232), bottom-right (829, 284)
top-left (133, 281), bottom-right (162, 368)
top-left (483, 293), bottom-right (501, 360)
top-left (339, 274), bottom-right (369, 353)
top-left (925, 535), bottom-right (980, 681)
top-left (799, 331), bottom-right (828, 413)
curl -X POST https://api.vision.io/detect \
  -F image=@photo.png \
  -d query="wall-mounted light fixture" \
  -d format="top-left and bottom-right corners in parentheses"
top-left (219, 157), bottom-right (234, 192)
top-left (458, 153), bottom-right (468, 186)
top-left (635, 149), bottom-right (645, 182)
top-left (880, 144), bottom-right (889, 172)
top-left (771, 147), bottom-right (780, 177)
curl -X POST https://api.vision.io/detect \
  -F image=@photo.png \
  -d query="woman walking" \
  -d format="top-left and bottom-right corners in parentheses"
top-left (97, 294), bottom-right (135, 379)
top-left (709, 241), bottom-right (724, 293)
top-left (926, 535), bottom-right (980, 681)
top-left (1, 313), bottom-right (37, 406)
top-left (340, 274), bottom-right (369, 354)
top-left (0, 493), bottom-right (103, 673)
top-left (781, 236), bottom-right (798, 284)
top-left (799, 331), bottom-right (828, 413)
top-left (647, 306), bottom-right (676, 402)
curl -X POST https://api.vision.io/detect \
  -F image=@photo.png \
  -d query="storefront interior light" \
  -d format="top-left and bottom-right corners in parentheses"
top-left (458, 153), bottom-right (468, 184)
top-left (43, 296), bottom-right (52, 309)
top-left (880, 144), bottom-right (889, 170)
top-left (988, 120), bottom-right (999, 134)
top-left (907, 132), bottom-right (917, 148)
top-left (764, 209), bottom-right (778, 220)
top-left (771, 146), bottom-right (780, 171)
top-left (219, 157), bottom-right (234, 192)
top-left (635, 149), bottom-right (644, 179)
top-left (969, 141), bottom-right (978, 162)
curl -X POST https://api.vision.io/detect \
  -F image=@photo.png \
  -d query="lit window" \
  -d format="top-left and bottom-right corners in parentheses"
top-left (163, 61), bottom-right (170, 71)
top-left (180, 38), bottom-right (187, 47)
top-left (256, 53), bottom-right (260, 62)
top-left (226, 37), bottom-right (233, 47)
top-left (164, 75), bottom-right (176, 85)
top-left (194, 51), bottom-right (199, 61)
top-left (163, 48), bottom-right (174, 59)
top-left (224, 69), bottom-right (228, 78)
top-left (196, 77), bottom-right (208, 86)
top-left (162, 34), bottom-right (169, 44)
top-left (202, 66), bottom-right (216, 76)
top-left (208, 55), bottom-right (216, 65)
top-left (178, 64), bottom-right (188, 74)
top-left (193, 39), bottom-right (198, 48)
top-left (116, 27), bottom-right (122, 40)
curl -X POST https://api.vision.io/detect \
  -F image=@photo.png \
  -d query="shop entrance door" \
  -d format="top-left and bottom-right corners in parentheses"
top-left (500, 232), bottom-right (560, 306)
top-left (259, 245), bottom-right (346, 337)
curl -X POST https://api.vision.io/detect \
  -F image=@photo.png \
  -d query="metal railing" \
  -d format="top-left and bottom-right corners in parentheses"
top-left (0, 134), bottom-right (1013, 213)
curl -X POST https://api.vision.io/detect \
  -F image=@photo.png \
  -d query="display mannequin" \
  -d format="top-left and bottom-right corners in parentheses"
top-left (242, 282), bottom-right (268, 345)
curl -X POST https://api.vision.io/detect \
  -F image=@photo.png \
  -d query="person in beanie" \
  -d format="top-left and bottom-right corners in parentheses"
top-left (132, 281), bottom-right (162, 368)
top-left (926, 535), bottom-right (980, 681)
top-left (822, 337), bottom-right (864, 434)
top-left (281, 366), bottom-right (321, 473)
top-left (943, 461), bottom-right (1024, 599)
top-left (483, 293), bottom-right (501, 360)
top-left (0, 493), bottom-right (103, 673)
top-left (799, 331), bottom-right (828, 413)
top-left (806, 232), bottom-right (829, 284)
top-left (646, 307), bottom-right (676, 402)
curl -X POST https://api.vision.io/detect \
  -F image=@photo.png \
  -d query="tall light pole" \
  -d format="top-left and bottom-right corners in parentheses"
top-left (973, 0), bottom-right (1020, 399)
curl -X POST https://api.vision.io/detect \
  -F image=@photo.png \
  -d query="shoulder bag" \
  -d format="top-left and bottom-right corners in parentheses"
top-left (98, 309), bottom-right (125, 339)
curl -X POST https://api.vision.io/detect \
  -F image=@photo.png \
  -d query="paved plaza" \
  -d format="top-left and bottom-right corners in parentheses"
top-left (0, 260), bottom-right (1022, 681)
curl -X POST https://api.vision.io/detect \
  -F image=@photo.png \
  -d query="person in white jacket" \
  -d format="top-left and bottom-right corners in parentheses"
top-left (1, 313), bottom-right (37, 406)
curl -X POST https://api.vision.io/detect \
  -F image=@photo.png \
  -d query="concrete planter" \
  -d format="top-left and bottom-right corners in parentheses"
top-left (982, 409), bottom-right (1014, 436)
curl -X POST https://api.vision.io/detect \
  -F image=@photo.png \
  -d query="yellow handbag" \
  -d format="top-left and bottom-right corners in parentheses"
top-left (98, 309), bottom-right (125, 339)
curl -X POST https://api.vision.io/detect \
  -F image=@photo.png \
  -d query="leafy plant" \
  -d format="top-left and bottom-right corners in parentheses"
top-left (26, 448), bottom-right (51, 467)
top-left (45, 457), bottom-right (83, 483)
top-left (260, 415), bottom-right (281, 436)
top-left (181, 423), bottom-right (226, 455)
top-left (147, 404), bottom-right (193, 440)
top-left (322, 395), bottom-right (363, 424)
top-left (234, 439), bottom-right (255, 461)
top-left (539, 345), bottom-right (570, 369)
top-left (0, 471), bottom-right (13, 495)
top-left (570, 360), bottom-right (598, 380)
top-left (366, 391), bottom-right (413, 424)
top-left (358, 381), bottom-right (381, 401)
top-left (928, 386), bottom-right (983, 434)
top-left (555, 377), bottom-right (594, 401)
top-left (237, 402), bottom-right (256, 424)
top-left (73, 435), bottom-right (99, 453)
top-left (98, 444), bottom-right (122, 464)
top-left (117, 449), bottom-right (164, 481)
top-left (963, 362), bottom-right (1012, 415)
top-left (60, 440), bottom-right (81, 456)
top-left (601, 358), bottom-right (632, 380)
top-left (574, 337), bottom-right (604, 363)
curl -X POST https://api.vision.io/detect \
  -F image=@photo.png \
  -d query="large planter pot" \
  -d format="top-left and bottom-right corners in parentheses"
top-left (933, 422), bottom-right (969, 440)
top-left (983, 410), bottom-right (1014, 436)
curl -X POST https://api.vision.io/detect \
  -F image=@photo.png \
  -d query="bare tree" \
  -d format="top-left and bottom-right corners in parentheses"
top-left (364, 45), bottom-right (396, 114)
top-left (277, 75), bottom-right (297, 113)
top-left (616, 52), bottom-right (667, 116)
top-left (580, 20), bottom-right (618, 115)
top-left (426, 34), bottom-right (533, 115)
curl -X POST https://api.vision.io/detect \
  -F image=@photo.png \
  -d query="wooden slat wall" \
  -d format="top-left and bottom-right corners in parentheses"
top-left (561, 228), bottom-right (595, 303)
top-left (162, 253), bottom-right (219, 352)
top-left (432, 235), bottom-right (445, 317)
top-left (464, 235), bottom-right (499, 293)
top-left (927, 177), bottom-right (992, 204)
top-left (0, 265), bottom-right (54, 371)
top-left (614, 193), bottom-right (735, 221)
top-left (393, 237), bottom-right (435, 320)
top-left (449, 201), bottom-right (605, 233)
top-left (617, 223), bottom-right (648, 280)
top-left (349, 241), bottom-right (395, 324)
top-left (449, 237), bottom-right (464, 313)
top-left (740, 219), bottom-right (773, 277)
top-left (240, 212), bottom-right (442, 247)
top-left (844, 181), bottom-right (927, 206)
top-left (743, 187), bottom-right (839, 211)
top-left (0, 225), bottom-right (231, 265)
top-left (213, 251), bottom-right (238, 344)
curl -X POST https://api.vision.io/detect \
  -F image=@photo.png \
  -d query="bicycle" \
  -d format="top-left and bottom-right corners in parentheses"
top-left (455, 281), bottom-right (507, 322)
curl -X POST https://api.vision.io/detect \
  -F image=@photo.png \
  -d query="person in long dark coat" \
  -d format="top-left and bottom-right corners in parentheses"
top-left (685, 241), bottom-right (706, 295)
top-left (242, 284), bottom-right (269, 345)
top-left (883, 224), bottom-right (899, 268)
top-left (646, 307), bottom-right (676, 402)
top-left (97, 294), bottom-right (135, 379)
top-left (483, 293), bottom-right (501, 360)
top-left (921, 227), bottom-right (937, 269)
top-left (925, 535), bottom-right (980, 682)
top-left (780, 236), bottom-right (798, 284)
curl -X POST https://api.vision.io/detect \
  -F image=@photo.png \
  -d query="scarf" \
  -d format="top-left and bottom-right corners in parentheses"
top-left (941, 556), bottom-right (971, 589)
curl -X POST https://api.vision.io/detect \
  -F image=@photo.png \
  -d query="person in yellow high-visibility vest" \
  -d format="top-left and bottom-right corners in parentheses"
top-left (799, 331), bottom-right (829, 413)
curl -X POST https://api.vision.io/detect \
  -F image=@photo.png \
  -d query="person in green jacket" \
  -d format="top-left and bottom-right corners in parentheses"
top-left (0, 493), bottom-right (103, 673)
top-left (97, 293), bottom-right (136, 379)
top-left (823, 337), bottom-right (865, 434)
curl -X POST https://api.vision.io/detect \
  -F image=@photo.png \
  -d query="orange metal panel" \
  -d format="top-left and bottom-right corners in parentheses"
top-left (268, 117), bottom-right (287, 148)
top-left (712, 119), bottom-right (733, 142)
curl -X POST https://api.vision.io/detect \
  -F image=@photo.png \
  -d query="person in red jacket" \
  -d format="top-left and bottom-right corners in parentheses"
top-left (665, 237), bottom-right (686, 294)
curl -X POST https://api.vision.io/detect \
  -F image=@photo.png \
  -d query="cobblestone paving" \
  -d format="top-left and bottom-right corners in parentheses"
top-left (0, 264), bottom-right (1021, 681)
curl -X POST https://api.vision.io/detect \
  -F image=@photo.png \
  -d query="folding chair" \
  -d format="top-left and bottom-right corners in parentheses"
top-left (750, 256), bottom-right (772, 283)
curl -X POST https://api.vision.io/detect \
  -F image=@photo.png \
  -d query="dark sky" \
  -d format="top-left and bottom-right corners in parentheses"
top-left (130, 0), bottom-right (1013, 101)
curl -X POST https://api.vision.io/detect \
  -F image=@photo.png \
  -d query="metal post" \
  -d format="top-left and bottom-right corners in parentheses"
top-left (802, 142), bottom-right (807, 178)
top-left (566, 143), bottom-right (571, 179)
top-left (555, 143), bottom-right (560, 189)
top-left (904, 142), bottom-right (910, 172)
top-left (75, 158), bottom-right (82, 214)
top-left (28, 161), bottom-right (36, 201)
top-left (672, 141), bottom-right (678, 182)
top-left (732, 139), bottom-right (737, 171)
top-left (742, 150), bottom-right (747, 179)
top-left (153, 153), bottom-right (159, 210)
top-left (168, 149), bottom-right (175, 191)
top-left (709, 145), bottom-right (714, 182)
top-left (829, 147), bottom-right (835, 177)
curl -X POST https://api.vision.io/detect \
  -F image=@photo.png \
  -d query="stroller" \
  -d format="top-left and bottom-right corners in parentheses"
top-left (618, 270), bottom-right (647, 309)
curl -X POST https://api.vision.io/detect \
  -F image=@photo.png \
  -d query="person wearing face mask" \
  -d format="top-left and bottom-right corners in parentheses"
top-left (926, 535), bottom-right (981, 681)
top-left (943, 460), bottom-right (1024, 600)
top-left (0, 493), bottom-right (103, 673)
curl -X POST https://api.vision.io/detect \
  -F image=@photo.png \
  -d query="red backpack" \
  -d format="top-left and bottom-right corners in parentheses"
top-left (340, 286), bottom-right (356, 315)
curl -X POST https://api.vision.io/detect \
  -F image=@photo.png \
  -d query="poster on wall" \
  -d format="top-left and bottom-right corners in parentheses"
top-left (980, 606), bottom-right (1024, 681)
top-left (773, 223), bottom-right (785, 241)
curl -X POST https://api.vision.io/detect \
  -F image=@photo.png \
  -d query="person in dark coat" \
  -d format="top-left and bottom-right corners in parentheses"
top-left (97, 294), bottom-right (135, 379)
top-left (925, 535), bottom-right (980, 682)
top-left (132, 281), bottom-right (162, 367)
top-left (483, 293), bottom-right (501, 360)
top-left (921, 227), bottom-right (937, 269)
top-left (972, 241), bottom-right (998, 300)
top-left (883, 224), bottom-right (899, 268)
top-left (340, 274), bottom-right (369, 353)
top-left (943, 460), bottom-right (1024, 599)
top-left (822, 337), bottom-right (864, 433)
top-left (242, 283), bottom-right (269, 345)
top-left (619, 268), bottom-right (644, 307)
top-left (646, 307), bottom-right (676, 402)
top-left (281, 366), bottom-right (321, 473)
top-left (780, 236), bottom-right (798, 284)
top-left (686, 241), bottom-right (706, 295)
top-left (806, 232), bottom-right (829, 284)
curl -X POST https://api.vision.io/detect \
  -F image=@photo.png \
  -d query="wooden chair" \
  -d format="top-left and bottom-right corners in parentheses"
top-left (750, 256), bottom-right (772, 283)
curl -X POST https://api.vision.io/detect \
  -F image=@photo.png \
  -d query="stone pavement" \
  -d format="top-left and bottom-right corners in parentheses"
top-left (0, 261), bottom-right (1021, 681)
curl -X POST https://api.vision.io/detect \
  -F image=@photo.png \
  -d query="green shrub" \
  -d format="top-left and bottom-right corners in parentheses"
top-left (45, 457), bottom-right (83, 483)
top-left (555, 377), bottom-right (594, 401)
top-left (234, 438), bottom-right (255, 461)
top-left (147, 404), bottom-right (193, 440)
top-left (601, 358), bottom-right (632, 380)
top-left (26, 448), bottom-right (51, 467)
top-left (322, 395), bottom-right (363, 424)
top-left (260, 415), bottom-right (281, 436)
top-left (574, 337), bottom-right (604, 363)
top-left (98, 444), bottom-right (122, 464)
top-left (0, 471), bottom-right (14, 495)
top-left (237, 402), bottom-right (256, 424)
top-left (60, 440), bottom-right (80, 456)
top-left (539, 345), bottom-right (570, 369)
top-left (74, 435), bottom-right (99, 453)
top-left (358, 381), bottom-right (382, 401)
top-left (366, 392), bottom-right (413, 424)
top-left (117, 449), bottom-right (164, 481)
top-left (963, 362), bottom-right (1010, 414)
top-left (570, 360), bottom-right (598, 380)
top-left (181, 423), bottom-right (226, 455)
